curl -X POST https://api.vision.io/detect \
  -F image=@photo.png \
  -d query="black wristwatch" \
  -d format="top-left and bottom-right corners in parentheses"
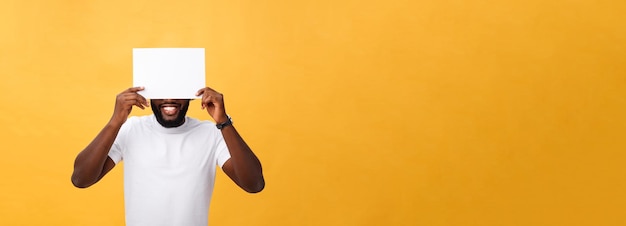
top-left (216, 115), bottom-right (233, 130)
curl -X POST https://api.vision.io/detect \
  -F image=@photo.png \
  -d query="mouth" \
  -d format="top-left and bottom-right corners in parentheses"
top-left (160, 103), bottom-right (181, 117)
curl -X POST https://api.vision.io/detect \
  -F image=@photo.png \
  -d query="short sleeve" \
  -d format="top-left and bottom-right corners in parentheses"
top-left (108, 118), bottom-right (133, 164)
top-left (108, 141), bottom-right (123, 164)
top-left (215, 132), bottom-right (231, 167)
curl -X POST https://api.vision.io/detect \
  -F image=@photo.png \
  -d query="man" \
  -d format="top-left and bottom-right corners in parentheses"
top-left (71, 86), bottom-right (265, 226)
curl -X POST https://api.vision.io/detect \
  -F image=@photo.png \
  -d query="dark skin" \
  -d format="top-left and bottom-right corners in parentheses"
top-left (71, 86), bottom-right (265, 193)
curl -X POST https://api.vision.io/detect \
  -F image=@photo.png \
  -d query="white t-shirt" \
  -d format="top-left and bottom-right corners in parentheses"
top-left (108, 115), bottom-right (231, 226)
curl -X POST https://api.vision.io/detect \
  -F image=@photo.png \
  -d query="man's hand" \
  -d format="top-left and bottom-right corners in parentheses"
top-left (111, 87), bottom-right (148, 125)
top-left (196, 87), bottom-right (228, 123)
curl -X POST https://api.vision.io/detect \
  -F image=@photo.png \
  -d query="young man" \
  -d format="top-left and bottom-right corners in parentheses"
top-left (71, 86), bottom-right (264, 226)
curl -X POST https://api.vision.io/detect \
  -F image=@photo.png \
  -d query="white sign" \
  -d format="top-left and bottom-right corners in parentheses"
top-left (133, 48), bottom-right (206, 99)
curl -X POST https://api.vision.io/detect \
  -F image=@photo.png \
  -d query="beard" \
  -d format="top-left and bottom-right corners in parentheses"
top-left (151, 100), bottom-right (190, 128)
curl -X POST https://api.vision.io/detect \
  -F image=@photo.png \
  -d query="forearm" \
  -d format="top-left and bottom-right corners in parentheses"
top-left (71, 120), bottom-right (122, 188)
top-left (221, 126), bottom-right (265, 192)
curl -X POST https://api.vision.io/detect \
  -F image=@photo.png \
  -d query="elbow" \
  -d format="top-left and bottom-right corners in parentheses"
top-left (72, 180), bottom-right (89, 189)
top-left (71, 174), bottom-right (93, 189)
top-left (71, 179), bottom-right (90, 189)
top-left (244, 178), bottom-right (265, 193)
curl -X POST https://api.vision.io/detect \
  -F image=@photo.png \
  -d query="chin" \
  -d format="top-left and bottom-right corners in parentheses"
top-left (151, 102), bottom-right (189, 128)
top-left (161, 115), bottom-right (179, 121)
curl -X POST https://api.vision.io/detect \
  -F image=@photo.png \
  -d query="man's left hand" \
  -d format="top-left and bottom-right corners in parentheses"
top-left (196, 87), bottom-right (228, 123)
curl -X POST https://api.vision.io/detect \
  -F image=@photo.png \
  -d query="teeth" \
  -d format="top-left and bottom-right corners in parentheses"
top-left (163, 106), bottom-right (177, 115)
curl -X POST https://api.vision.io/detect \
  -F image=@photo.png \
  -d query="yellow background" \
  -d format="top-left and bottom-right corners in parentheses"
top-left (1, 0), bottom-right (625, 225)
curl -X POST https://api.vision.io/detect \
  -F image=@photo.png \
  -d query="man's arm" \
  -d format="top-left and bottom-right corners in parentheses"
top-left (197, 87), bottom-right (265, 193)
top-left (220, 126), bottom-right (265, 193)
top-left (71, 87), bottom-right (148, 188)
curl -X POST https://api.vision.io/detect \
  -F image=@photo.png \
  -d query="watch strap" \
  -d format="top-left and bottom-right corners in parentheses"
top-left (216, 116), bottom-right (233, 130)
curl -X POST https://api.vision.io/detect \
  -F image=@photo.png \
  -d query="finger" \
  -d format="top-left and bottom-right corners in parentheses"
top-left (121, 93), bottom-right (139, 102)
top-left (201, 95), bottom-right (211, 109)
top-left (122, 93), bottom-right (147, 108)
top-left (204, 86), bottom-right (218, 93)
top-left (207, 93), bottom-right (223, 105)
top-left (132, 99), bottom-right (145, 110)
top-left (196, 88), bottom-right (205, 96)
top-left (137, 93), bottom-right (149, 107)
top-left (127, 86), bottom-right (145, 93)
top-left (122, 92), bottom-right (144, 101)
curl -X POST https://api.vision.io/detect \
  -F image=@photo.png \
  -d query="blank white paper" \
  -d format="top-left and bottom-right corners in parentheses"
top-left (133, 48), bottom-right (206, 99)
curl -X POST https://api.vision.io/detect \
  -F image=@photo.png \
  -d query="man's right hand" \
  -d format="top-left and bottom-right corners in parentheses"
top-left (111, 87), bottom-right (149, 125)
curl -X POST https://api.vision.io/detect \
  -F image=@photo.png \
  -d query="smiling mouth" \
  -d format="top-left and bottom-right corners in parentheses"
top-left (160, 104), bottom-right (180, 116)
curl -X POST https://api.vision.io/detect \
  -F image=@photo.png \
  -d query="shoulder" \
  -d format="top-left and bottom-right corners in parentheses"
top-left (124, 115), bottom-right (152, 126)
top-left (185, 117), bottom-right (221, 133)
top-left (119, 115), bottom-right (153, 132)
top-left (185, 117), bottom-right (216, 128)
